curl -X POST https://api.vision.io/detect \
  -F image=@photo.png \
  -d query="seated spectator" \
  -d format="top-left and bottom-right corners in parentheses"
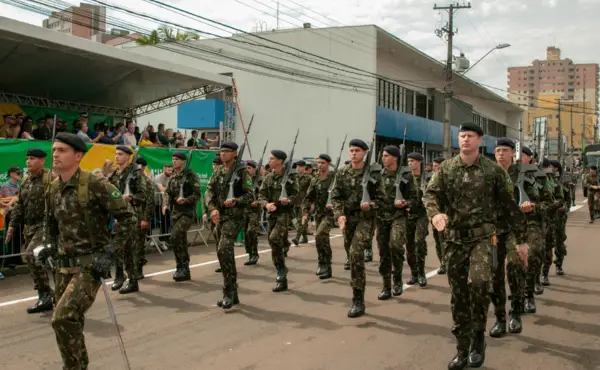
top-left (139, 130), bottom-right (153, 147)
top-left (19, 116), bottom-right (34, 140)
top-left (76, 122), bottom-right (103, 143)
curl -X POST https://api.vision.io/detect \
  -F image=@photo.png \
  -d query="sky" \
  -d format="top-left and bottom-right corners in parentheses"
top-left (0, 0), bottom-right (599, 101)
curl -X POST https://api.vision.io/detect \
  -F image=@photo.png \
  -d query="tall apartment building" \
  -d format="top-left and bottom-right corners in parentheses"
top-left (42, 3), bottom-right (106, 41)
top-left (507, 46), bottom-right (599, 152)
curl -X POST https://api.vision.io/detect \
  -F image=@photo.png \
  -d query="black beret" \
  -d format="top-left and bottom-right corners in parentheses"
top-left (383, 145), bottom-right (400, 158)
top-left (246, 160), bottom-right (257, 168)
top-left (591, 165), bottom-right (598, 171)
top-left (213, 156), bottom-right (222, 164)
top-left (549, 160), bottom-right (560, 168)
top-left (433, 157), bottom-right (444, 164)
top-left (220, 141), bottom-right (239, 151)
top-left (495, 137), bottom-right (515, 149)
top-left (172, 151), bottom-right (187, 160)
top-left (408, 152), bottom-right (424, 161)
top-left (459, 122), bottom-right (484, 136)
top-left (116, 145), bottom-right (133, 155)
top-left (349, 139), bottom-right (369, 151)
top-left (55, 132), bottom-right (88, 153)
top-left (318, 154), bottom-right (332, 162)
top-left (305, 163), bottom-right (313, 169)
top-left (295, 160), bottom-right (307, 166)
top-left (345, 160), bottom-right (351, 165)
top-left (521, 146), bottom-right (533, 156)
top-left (26, 148), bottom-right (47, 158)
top-left (542, 158), bottom-right (550, 167)
top-left (136, 157), bottom-right (147, 167)
top-left (271, 149), bottom-right (287, 161)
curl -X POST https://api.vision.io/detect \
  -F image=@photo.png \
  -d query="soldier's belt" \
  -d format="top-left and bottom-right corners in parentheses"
top-left (56, 254), bottom-right (97, 268)
top-left (446, 223), bottom-right (494, 240)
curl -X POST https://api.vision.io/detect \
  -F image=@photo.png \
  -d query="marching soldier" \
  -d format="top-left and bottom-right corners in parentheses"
top-left (423, 123), bottom-right (528, 369)
top-left (162, 151), bottom-right (201, 281)
top-left (135, 157), bottom-right (155, 279)
top-left (6, 148), bottom-right (54, 313)
top-left (330, 139), bottom-right (380, 318)
top-left (108, 146), bottom-right (149, 294)
top-left (243, 159), bottom-right (261, 266)
top-left (292, 160), bottom-right (311, 245)
top-left (302, 154), bottom-right (335, 279)
top-left (431, 157), bottom-right (448, 274)
top-left (550, 160), bottom-right (570, 276)
top-left (406, 152), bottom-right (429, 287)
top-left (41, 132), bottom-right (136, 370)
top-left (585, 165), bottom-right (598, 223)
top-left (258, 149), bottom-right (299, 292)
top-left (209, 155), bottom-right (224, 273)
top-left (205, 141), bottom-right (253, 309)
top-left (374, 146), bottom-right (417, 299)
top-left (541, 159), bottom-right (564, 287)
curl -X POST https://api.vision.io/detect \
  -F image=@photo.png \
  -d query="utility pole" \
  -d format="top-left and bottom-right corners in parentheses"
top-left (570, 103), bottom-right (574, 169)
top-left (582, 73), bottom-right (587, 150)
top-left (276, 1), bottom-right (280, 30)
top-left (434, 1), bottom-right (471, 159)
top-left (557, 98), bottom-right (562, 163)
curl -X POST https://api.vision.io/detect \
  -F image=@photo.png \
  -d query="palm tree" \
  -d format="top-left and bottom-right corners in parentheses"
top-left (135, 26), bottom-right (199, 45)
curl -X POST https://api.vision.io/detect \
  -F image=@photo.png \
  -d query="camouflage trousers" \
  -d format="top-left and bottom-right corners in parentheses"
top-left (366, 216), bottom-right (376, 252)
top-left (406, 216), bottom-right (429, 276)
top-left (22, 229), bottom-right (50, 291)
top-left (170, 215), bottom-right (193, 265)
top-left (446, 236), bottom-right (493, 351)
top-left (490, 232), bottom-right (525, 316)
top-left (525, 222), bottom-right (544, 297)
top-left (314, 214), bottom-right (333, 264)
top-left (51, 267), bottom-right (101, 370)
top-left (294, 205), bottom-right (308, 240)
top-left (244, 208), bottom-right (261, 258)
top-left (114, 231), bottom-right (142, 280)
top-left (588, 191), bottom-right (596, 218)
top-left (267, 213), bottom-right (290, 269)
top-left (344, 214), bottom-right (375, 292)
top-left (554, 213), bottom-right (568, 267)
top-left (216, 216), bottom-right (243, 290)
top-left (376, 217), bottom-right (407, 288)
top-left (433, 229), bottom-right (447, 267)
top-left (137, 226), bottom-right (149, 266)
top-left (543, 217), bottom-right (561, 275)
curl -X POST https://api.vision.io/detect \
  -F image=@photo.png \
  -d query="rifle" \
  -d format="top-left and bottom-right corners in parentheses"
top-left (41, 115), bottom-right (58, 268)
top-left (225, 114), bottom-right (254, 201)
top-left (279, 129), bottom-right (299, 201)
top-left (394, 124), bottom-right (410, 202)
top-left (178, 150), bottom-right (196, 199)
top-left (361, 124), bottom-right (379, 204)
top-left (326, 134), bottom-right (347, 207)
top-left (514, 122), bottom-right (538, 205)
top-left (251, 140), bottom-right (269, 198)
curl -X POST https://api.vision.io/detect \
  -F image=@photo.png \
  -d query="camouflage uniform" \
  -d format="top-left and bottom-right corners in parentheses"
top-left (137, 173), bottom-right (155, 276)
top-left (108, 162), bottom-right (148, 291)
top-left (423, 155), bottom-right (527, 362)
top-left (302, 171), bottom-right (335, 278)
top-left (374, 167), bottom-right (417, 298)
top-left (9, 168), bottom-right (53, 313)
top-left (585, 172), bottom-right (599, 221)
top-left (258, 169), bottom-right (299, 292)
top-left (48, 169), bottom-right (136, 370)
top-left (554, 172), bottom-right (571, 273)
top-left (542, 173), bottom-right (564, 285)
top-left (205, 163), bottom-right (253, 308)
top-left (244, 177), bottom-right (262, 265)
top-left (163, 168), bottom-right (201, 281)
top-left (293, 173), bottom-right (312, 245)
top-left (406, 173), bottom-right (429, 286)
top-left (331, 163), bottom-right (380, 317)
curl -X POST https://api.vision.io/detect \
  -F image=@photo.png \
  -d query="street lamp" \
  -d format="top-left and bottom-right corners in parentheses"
top-left (461, 43), bottom-right (511, 75)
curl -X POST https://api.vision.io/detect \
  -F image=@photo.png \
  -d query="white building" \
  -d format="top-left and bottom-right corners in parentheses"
top-left (117, 24), bottom-right (523, 160)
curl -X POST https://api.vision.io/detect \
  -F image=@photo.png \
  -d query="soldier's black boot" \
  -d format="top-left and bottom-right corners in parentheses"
top-left (364, 249), bottom-right (373, 262)
top-left (347, 289), bottom-right (365, 318)
top-left (119, 279), bottom-right (139, 295)
top-left (534, 275), bottom-right (544, 295)
top-left (173, 263), bottom-right (183, 280)
top-left (111, 265), bottom-right (125, 291)
top-left (508, 300), bottom-right (523, 334)
top-left (407, 272), bottom-right (418, 285)
top-left (291, 237), bottom-right (299, 246)
top-left (137, 265), bottom-right (145, 280)
top-left (556, 264), bottom-right (564, 276)
top-left (272, 266), bottom-right (288, 292)
top-left (447, 349), bottom-right (468, 370)
top-left (300, 234), bottom-right (308, 244)
top-left (215, 266), bottom-right (222, 273)
top-left (173, 263), bottom-right (191, 282)
top-left (541, 274), bottom-right (550, 286)
top-left (489, 313), bottom-right (507, 338)
top-left (378, 280), bottom-right (392, 300)
top-left (418, 262), bottom-right (427, 287)
top-left (524, 296), bottom-right (536, 314)
top-left (27, 288), bottom-right (54, 314)
top-left (392, 272), bottom-right (403, 296)
top-left (319, 264), bottom-right (332, 280)
top-left (438, 263), bottom-right (447, 275)
top-left (468, 331), bottom-right (487, 368)
top-left (344, 257), bottom-right (350, 270)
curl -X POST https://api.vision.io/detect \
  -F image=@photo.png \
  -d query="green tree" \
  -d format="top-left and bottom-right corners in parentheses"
top-left (136, 26), bottom-right (199, 45)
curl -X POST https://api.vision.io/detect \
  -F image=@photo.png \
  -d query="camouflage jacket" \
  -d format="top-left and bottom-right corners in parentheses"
top-left (141, 174), bottom-right (155, 222)
top-left (47, 169), bottom-right (137, 256)
top-left (330, 163), bottom-right (380, 221)
top-left (204, 164), bottom-right (253, 219)
top-left (585, 173), bottom-right (599, 191)
top-left (408, 173), bottom-right (427, 219)
top-left (548, 174), bottom-right (565, 217)
top-left (258, 170), bottom-right (299, 215)
top-left (375, 168), bottom-right (417, 222)
top-left (108, 163), bottom-right (148, 217)
top-left (9, 168), bottom-right (51, 234)
top-left (295, 174), bottom-right (313, 206)
top-left (507, 164), bottom-right (553, 225)
top-left (423, 154), bottom-right (527, 244)
top-left (303, 171), bottom-right (334, 219)
top-left (163, 168), bottom-right (201, 219)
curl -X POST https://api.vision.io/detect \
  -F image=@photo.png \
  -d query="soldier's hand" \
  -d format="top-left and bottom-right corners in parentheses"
top-left (302, 214), bottom-right (308, 224)
top-left (202, 213), bottom-right (208, 222)
top-left (326, 204), bottom-right (333, 210)
top-left (310, 204), bottom-right (315, 213)
top-left (92, 250), bottom-right (115, 282)
top-left (140, 220), bottom-right (149, 229)
top-left (210, 209), bottom-right (220, 225)
top-left (516, 243), bottom-right (529, 268)
top-left (162, 206), bottom-right (167, 216)
top-left (394, 200), bottom-right (408, 208)
top-left (251, 201), bottom-right (258, 207)
top-left (123, 194), bottom-right (132, 201)
top-left (337, 216), bottom-right (346, 230)
top-left (266, 203), bottom-right (277, 212)
top-left (520, 201), bottom-right (534, 213)
top-left (432, 213), bottom-right (448, 232)
top-left (176, 197), bottom-right (186, 205)
top-left (4, 226), bottom-right (13, 243)
top-left (279, 197), bottom-right (290, 205)
top-left (360, 202), bottom-right (370, 211)
top-left (224, 199), bottom-right (236, 207)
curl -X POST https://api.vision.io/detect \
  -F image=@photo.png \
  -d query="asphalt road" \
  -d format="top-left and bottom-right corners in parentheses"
top-left (0, 200), bottom-right (598, 370)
